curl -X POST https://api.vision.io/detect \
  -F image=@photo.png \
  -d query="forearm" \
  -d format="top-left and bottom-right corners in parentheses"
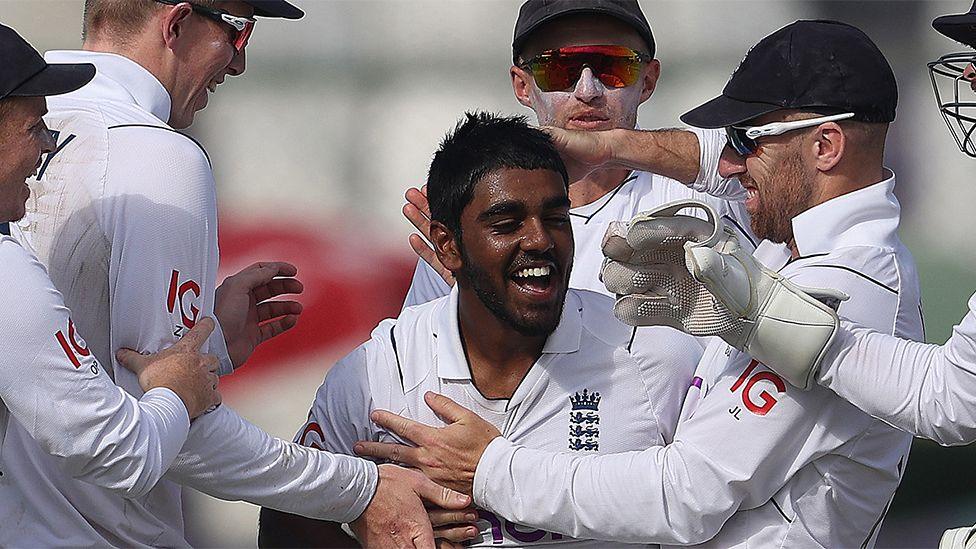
top-left (166, 405), bottom-right (378, 523)
top-left (472, 438), bottom-right (734, 545)
top-left (819, 308), bottom-right (976, 446)
top-left (607, 128), bottom-right (701, 184)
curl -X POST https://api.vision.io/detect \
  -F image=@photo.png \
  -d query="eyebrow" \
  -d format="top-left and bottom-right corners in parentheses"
top-left (543, 196), bottom-right (571, 210)
top-left (477, 200), bottom-right (525, 220)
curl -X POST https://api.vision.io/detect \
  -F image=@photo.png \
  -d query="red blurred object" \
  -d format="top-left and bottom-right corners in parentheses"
top-left (215, 217), bottom-right (415, 389)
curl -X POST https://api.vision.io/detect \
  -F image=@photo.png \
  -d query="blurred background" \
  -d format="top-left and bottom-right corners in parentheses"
top-left (5, 0), bottom-right (976, 546)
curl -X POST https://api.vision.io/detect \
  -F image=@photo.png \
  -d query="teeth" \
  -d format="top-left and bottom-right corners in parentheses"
top-left (514, 266), bottom-right (551, 278)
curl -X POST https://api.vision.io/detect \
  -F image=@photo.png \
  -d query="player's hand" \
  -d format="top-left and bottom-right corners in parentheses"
top-left (349, 463), bottom-right (471, 549)
top-left (428, 507), bottom-right (479, 544)
top-left (404, 186), bottom-right (455, 287)
top-left (354, 392), bottom-right (501, 495)
top-left (116, 317), bottom-right (221, 419)
top-left (540, 126), bottom-right (615, 181)
top-left (214, 261), bottom-right (304, 369)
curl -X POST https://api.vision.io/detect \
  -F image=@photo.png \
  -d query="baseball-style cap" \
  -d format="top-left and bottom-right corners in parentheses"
top-left (245, 0), bottom-right (304, 19)
top-left (933, 1), bottom-right (976, 48)
top-left (681, 20), bottom-right (897, 128)
top-left (0, 24), bottom-right (95, 102)
top-left (512, 0), bottom-right (655, 62)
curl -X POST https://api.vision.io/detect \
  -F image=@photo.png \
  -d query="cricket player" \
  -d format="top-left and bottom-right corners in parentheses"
top-left (622, 0), bottom-right (976, 449)
top-left (259, 112), bottom-right (703, 547)
top-left (0, 21), bottom-right (221, 511)
top-left (401, 0), bottom-right (754, 305)
top-left (4, 2), bottom-right (469, 547)
top-left (356, 21), bottom-right (921, 548)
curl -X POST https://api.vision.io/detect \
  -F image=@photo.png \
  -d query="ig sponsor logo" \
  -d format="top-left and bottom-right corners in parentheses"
top-left (167, 269), bottom-right (201, 337)
top-left (730, 359), bottom-right (786, 416)
top-left (55, 318), bottom-right (99, 375)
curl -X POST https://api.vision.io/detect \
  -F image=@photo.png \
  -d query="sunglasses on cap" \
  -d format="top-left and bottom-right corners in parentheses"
top-left (153, 0), bottom-right (255, 53)
top-left (725, 112), bottom-right (855, 156)
top-left (520, 45), bottom-right (650, 93)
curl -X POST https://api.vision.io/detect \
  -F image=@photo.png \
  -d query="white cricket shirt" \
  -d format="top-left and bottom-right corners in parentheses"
top-left (473, 172), bottom-right (922, 548)
top-left (296, 287), bottom-right (704, 547)
top-left (0, 236), bottom-right (191, 544)
top-left (402, 127), bottom-right (754, 306)
top-left (4, 50), bottom-right (376, 547)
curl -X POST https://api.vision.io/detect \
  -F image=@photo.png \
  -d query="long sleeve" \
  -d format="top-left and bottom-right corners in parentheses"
top-left (0, 237), bottom-right (189, 498)
top-left (686, 127), bottom-right (747, 201)
top-left (472, 359), bottom-right (874, 545)
top-left (402, 258), bottom-right (452, 309)
top-left (818, 292), bottom-right (976, 446)
top-left (101, 127), bottom-right (378, 522)
top-left (165, 405), bottom-right (378, 522)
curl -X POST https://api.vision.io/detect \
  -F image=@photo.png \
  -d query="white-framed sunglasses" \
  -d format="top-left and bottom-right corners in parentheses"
top-left (725, 112), bottom-right (856, 156)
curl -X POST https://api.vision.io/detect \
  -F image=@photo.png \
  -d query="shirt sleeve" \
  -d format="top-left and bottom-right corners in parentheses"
top-left (818, 292), bottom-right (976, 446)
top-left (294, 344), bottom-right (375, 454)
top-left (473, 357), bottom-right (867, 545)
top-left (103, 128), bottom-right (379, 522)
top-left (686, 127), bottom-right (747, 201)
top-left (99, 127), bottom-right (232, 394)
top-left (0, 238), bottom-right (190, 499)
top-left (401, 258), bottom-right (452, 310)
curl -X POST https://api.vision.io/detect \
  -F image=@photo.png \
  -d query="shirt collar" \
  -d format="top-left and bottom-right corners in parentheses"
top-left (792, 169), bottom-right (900, 256)
top-left (44, 50), bottom-right (172, 123)
top-left (754, 169), bottom-right (900, 268)
top-left (434, 286), bottom-right (583, 381)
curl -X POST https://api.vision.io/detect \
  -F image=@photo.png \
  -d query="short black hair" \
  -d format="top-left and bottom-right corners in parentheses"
top-left (427, 111), bottom-right (569, 238)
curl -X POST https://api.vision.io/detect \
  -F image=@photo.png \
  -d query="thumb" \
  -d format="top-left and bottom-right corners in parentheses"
top-left (173, 316), bottom-right (215, 352)
top-left (424, 391), bottom-right (471, 424)
top-left (686, 245), bottom-right (752, 316)
top-left (116, 348), bottom-right (150, 376)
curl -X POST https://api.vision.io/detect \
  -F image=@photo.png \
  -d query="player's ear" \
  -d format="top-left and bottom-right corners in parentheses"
top-left (639, 59), bottom-right (661, 104)
top-left (430, 220), bottom-right (462, 274)
top-left (159, 2), bottom-right (194, 50)
top-left (812, 122), bottom-right (845, 172)
top-left (511, 65), bottom-right (534, 109)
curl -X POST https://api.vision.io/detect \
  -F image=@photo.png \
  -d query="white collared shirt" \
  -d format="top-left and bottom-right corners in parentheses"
top-left (296, 287), bottom-right (703, 547)
top-left (473, 171), bottom-right (921, 548)
top-left (402, 127), bottom-right (754, 307)
top-left (3, 50), bottom-right (377, 547)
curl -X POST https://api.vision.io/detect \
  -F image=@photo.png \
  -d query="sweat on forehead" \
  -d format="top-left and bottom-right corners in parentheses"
top-left (425, 112), bottom-right (568, 236)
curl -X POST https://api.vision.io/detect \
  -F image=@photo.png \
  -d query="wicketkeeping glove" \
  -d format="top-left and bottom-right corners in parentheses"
top-left (600, 199), bottom-right (847, 390)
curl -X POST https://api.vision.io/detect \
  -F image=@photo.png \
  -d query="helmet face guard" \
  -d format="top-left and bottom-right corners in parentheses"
top-left (929, 51), bottom-right (976, 158)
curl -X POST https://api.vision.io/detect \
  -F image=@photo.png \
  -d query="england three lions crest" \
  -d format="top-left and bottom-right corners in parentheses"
top-left (569, 389), bottom-right (601, 452)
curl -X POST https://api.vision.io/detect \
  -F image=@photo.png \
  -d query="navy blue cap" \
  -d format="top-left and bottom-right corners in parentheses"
top-left (681, 20), bottom-right (897, 128)
top-left (0, 24), bottom-right (94, 102)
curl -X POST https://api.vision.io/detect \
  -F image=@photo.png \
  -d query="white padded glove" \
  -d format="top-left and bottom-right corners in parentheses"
top-left (942, 525), bottom-right (976, 549)
top-left (601, 199), bottom-right (847, 390)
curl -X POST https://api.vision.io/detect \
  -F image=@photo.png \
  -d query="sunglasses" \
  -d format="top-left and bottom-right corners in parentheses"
top-left (154, 0), bottom-right (255, 53)
top-left (521, 45), bottom-right (650, 93)
top-left (725, 112), bottom-right (856, 156)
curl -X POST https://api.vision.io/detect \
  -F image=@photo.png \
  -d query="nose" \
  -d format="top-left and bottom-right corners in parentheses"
top-left (965, 62), bottom-right (976, 92)
top-left (40, 122), bottom-right (56, 154)
top-left (573, 66), bottom-right (604, 103)
top-left (227, 47), bottom-right (247, 77)
top-left (521, 217), bottom-right (555, 254)
top-left (718, 145), bottom-right (747, 179)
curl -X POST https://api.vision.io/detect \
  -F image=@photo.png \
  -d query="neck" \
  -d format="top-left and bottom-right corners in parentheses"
top-left (568, 167), bottom-right (633, 208)
top-left (456, 289), bottom-right (549, 400)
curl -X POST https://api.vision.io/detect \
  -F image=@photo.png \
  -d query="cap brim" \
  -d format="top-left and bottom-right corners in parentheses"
top-left (246, 0), bottom-right (304, 19)
top-left (933, 12), bottom-right (976, 47)
top-left (8, 63), bottom-right (95, 98)
top-left (680, 94), bottom-right (783, 128)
